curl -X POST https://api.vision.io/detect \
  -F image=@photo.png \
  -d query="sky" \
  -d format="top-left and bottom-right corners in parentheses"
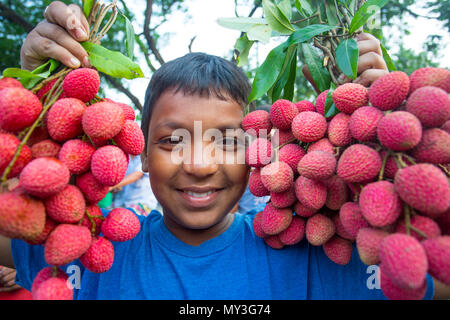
top-left (109, 0), bottom-right (449, 109)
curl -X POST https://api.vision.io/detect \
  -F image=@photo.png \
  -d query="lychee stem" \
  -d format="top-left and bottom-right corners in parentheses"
top-left (378, 151), bottom-right (389, 181)
top-left (276, 138), bottom-right (297, 150)
top-left (51, 266), bottom-right (58, 278)
top-left (398, 153), bottom-right (417, 165)
top-left (85, 210), bottom-right (98, 236)
top-left (409, 225), bottom-right (428, 240)
top-left (404, 204), bottom-right (412, 236)
top-left (438, 164), bottom-right (450, 177)
top-left (395, 153), bottom-right (408, 169)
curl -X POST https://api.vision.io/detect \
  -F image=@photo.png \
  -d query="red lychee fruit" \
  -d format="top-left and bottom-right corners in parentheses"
top-left (101, 208), bottom-right (141, 242)
top-left (31, 267), bottom-right (72, 300)
top-left (307, 138), bottom-right (334, 155)
top-left (113, 120), bottom-right (145, 155)
top-left (379, 233), bottom-right (428, 290)
top-left (264, 234), bottom-right (284, 249)
top-left (82, 101), bottom-right (125, 141)
top-left (381, 151), bottom-right (413, 180)
top-left (292, 111), bottom-right (327, 143)
top-left (380, 263), bottom-right (427, 300)
top-left (293, 201), bottom-right (317, 218)
top-left (279, 215), bottom-right (305, 245)
top-left (19, 157), bottom-right (70, 198)
top-left (80, 236), bottom-right (115, 273)
top-left (26, 124), bottom-right (49, 147)
top-left (295, 100), bottom-right (315, 113)
top-left (260, 203), bottom-right (292, 235)
top-left (44, 185), bottom-right (86, 224)
top-left (394, 164), bottom-right (450, 218)
top-left (315, 90), bottom-right (329, 116)
top-left (90, 145), bottom-right (128, 186)
top-left (0, 133), bottom-right (32, 178)
top-left (0, 87), bottom-right (42, 132)
top-left (44, 224), bottom-right (92, 266)
top-left (31, 139), bottom-right (61, 159)
top-left (409, 67), bottom-right (450, 93)
top-left (405, 86), bottom-right (450, 128)
top-left (270, 99), bottom-right (299, 130)
top-left (278, 143), bottom-right (305, 172)
top-left (275, 129), bottom-right (296, 146)
top-left (270, 186), bottom-right (296, 208)
top-left (359, 181), bottom-right (402, 228)
top-left (260, 161), bottom-right (293, 193)
top-left (327, 112), bottom-right (352, 146)
top-left (58, 139), bottom-right (96, 174)
top-left (252, 211), bottom-right (268, 238)
top-left (356, 227), bottom-right (389, 266)
top-left (377, 111), bottom-right (422, 151)
top-left (241, 110), bottom-right (272, 137)
top-left (0, 77), bottom-right (23, 90)
top-left (245, 138), bottom-right (272, 168)
top-left (248, 168), bottom-right (270, 197)
top-left (349, 106), bottom-right (384, 142)
top-left (294, 176), bottom-right (327, 211)
top-left (422, 236), bottom-right (450, 285)
top-left (323, 235), bottom-right (353, 265)
top-left (63, 68), bottom-right (100, 102)
top-left (337, 144), bottom-right (382, 183)
top-left (25, 217), bottom-right (58, 245)
top-left (339, 202), bottom-right (370, 239)
top-left (114, 101), bottom-right (136, 121)
top-left (411, 128), bottom-right (450, 165)
top-left (305, 213), bottom-right (336, 246)
top-left (395, 215), bottom-right (441, 241)
top-left (298, 150), bottom-right (336, 180)
top-left (369, 71), bottom-right (410, 111)
top-left (442, 120), bottom-right (450, 135)
top-left (79, 204), bottom-right (104, 236)
top-left (331, 212), bottom-right (354, 241)
top-left (47, 98), bottom-right (86, 141)
top-left (325, 176), bottom-right (348, 211)
top-left (332, 83), bottom-right (369, 114)
top-left (75, 171), bottom-right (110, 204)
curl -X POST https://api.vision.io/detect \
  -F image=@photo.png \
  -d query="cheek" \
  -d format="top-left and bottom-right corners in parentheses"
top-left (225, 164), bottom-right (249, 191)
top-left (147, 148), bottom-right (178, 192)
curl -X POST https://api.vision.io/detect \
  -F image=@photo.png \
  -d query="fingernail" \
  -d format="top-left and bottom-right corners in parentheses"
top-left (70, 57), bottom-right (80, 68)
top-left (82, 56), bottom-right (91, 68)
top-left (74, 28), bottom-right (87, 40)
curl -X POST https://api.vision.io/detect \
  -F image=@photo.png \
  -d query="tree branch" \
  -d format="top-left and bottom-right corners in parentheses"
top-left (0, 3), bottom-right (34, 32)
top-left (102, 73), bottom-right (143, 112)
top-left (144, 0), bottom-right (165, 65)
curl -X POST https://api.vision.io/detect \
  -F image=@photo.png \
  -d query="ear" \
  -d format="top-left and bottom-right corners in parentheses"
top-left (140, 151), bottom-right (148, 172)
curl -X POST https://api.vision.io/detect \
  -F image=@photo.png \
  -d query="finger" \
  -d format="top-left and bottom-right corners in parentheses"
top-left (353, 69), bottom-right (388, 87)
top-left (357, 39), bottom-right (382, 56)
top-left (28, 33), bottom-right (82, 69)
top-left (36, 21), bottom-right (90, 67)
top-left (68, 4), bottom-right (90, 36)
top-left (4, 279), bottom-right (18, 288)
top-left (357, 51), bottom-right (387, 75)
top-left (356, 32), bottom-right (379, 42)
top-left (2, 271), bottom-right (16, 283)
top-left (44, 1), bottom-right (88, 42)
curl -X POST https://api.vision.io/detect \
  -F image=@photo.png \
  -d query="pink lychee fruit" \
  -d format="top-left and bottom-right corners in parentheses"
top-left (409, 67), bottom-right (450, 93)
top-left (411, 128), bottom-right (450, 165)
top-left (241, 110), bottom-right (272, 137)
top-left (58, 139), bottom-right (96, 174)
top-left (264, 234), bottom-right (285, 249)
top-left (332, 83), bottom-right (369, 114)
top-left (113, 120), bottom-right (145, 155)
top-left (90, 145), bottom-right (128, 186)
top-left (377, 111), bottom-right (422, 151)
top-left (47, 98), bottom-right (86, 141)
top-left (63, 68), bottom-right (100, 102)
top-left (395, 215), bottom-right (441, 241)
top-left (356, 227), bottom-right (389, 265)
top-left (101, 208), bottom-right (141, 242)
top-left (323, 235), bottom-right (353, 265)
top-left (292, 111), bottom-right (327, 143)
top-left (270, 186), bottom-right (296, 208)
top-left (82, 101), bottom-right (125, 141)
top-left (248, 168), bottom-right (270, 197)
top-left (325, 175), bottom-right (348, 211)
top-left (0, 133), bottom-right (32, 178)
top-left (327, 112), bottom-right (352, 146)
top-left (31, 267), bottom-right (72, 300)
top-left (245, 138), bottom-right (272, 168)
top-left (297, 150), bottom-right (336, 180)
top-left (0, 77), bottom-right (23, 90)
top-left (380, 263), bottom-right (427, 300)
top-left (294, 176), bottom-right (327, 211)
top-left (269, 99), bottom-right (299, 130)
top-left (337, 144), bottom-right (382, 182)
top-left (339, 202), bottom-right (370, 239)
top-left (260, 203), bottom-right (292, 236)
top-left (79, 204), bottom-right (104, 236)
top-left (80, 236), bottom-right (115, 273)
top-left (315, 90), bottom-right (329, 116)
top-left (293, 201), bottom-right (317, 218)
top-left (295, 100), bottom-right (315, 113)
top-left (278, 143), bottom-right (305, 172)
top-left (349, 106), bottom-right (384, 142)
top-left (76, 171), bottom-right (110, 204)
top-left (369, 71), bottom-right (410, 111)
top-left (260, 161), bottom-right (293, 193)
top-left (307, 138), bottom-right (334, 155)
top-left (44, 185), bottom-right (86, 224)
top-left (422, 236), bottom-right (450, 285)
top-left (252, 211), bottom-right (268, 238)
top-left (279, 215), bottom-right (305, 245)
top-left (31, 139), bottom-right (61, 159)
top-left (305, 213), bottom-right (336, 246)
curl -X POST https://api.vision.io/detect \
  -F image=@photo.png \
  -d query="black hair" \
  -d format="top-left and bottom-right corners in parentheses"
top-left (140, 52), bottom-right (251, 146)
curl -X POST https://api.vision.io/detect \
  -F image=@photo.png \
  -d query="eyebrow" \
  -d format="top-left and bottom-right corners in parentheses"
top-left (154, 121), bottom-right (242, 132)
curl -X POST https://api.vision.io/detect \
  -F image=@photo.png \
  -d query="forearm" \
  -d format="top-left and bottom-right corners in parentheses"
top-left (114, 172), bottom-right (144, 189)
top-left (0, 234), bottom-right (14, 269)
top-left (433, 278), bottom-right (450, 300)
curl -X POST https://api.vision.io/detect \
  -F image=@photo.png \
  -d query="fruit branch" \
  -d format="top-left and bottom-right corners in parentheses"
top-left (403, 203), bottom-right (412, 236)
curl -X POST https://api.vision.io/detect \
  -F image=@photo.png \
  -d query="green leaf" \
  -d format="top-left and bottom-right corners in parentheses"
top-left (324, 1), bottom-right (340, 27)
top-left (30, 59), bottom-right (60, 77)
top-left (124, 15), bottom-right (135, 60)
top-left (81, 42), bottom-right (144, 79)
top-left (82, 0), bottom-right (94, 19)
top-left (234, 34), bottom-right (254, 67)
top-left (282, 51), bottom-right (297, 101)
top-left (262, 0), bottom-right (295, 35)
top-left (276, 0), bottom-right (292, 21)
top-left (349, 0), bottom-right (388, 34)
top-left (286, 24), bottom-right (335, 47)
top-left (301, 43), bottom-right (331, 93)
top-left (217, 17), bottom-right (267, 32)
top-left (336, 38), bottom-right (359, 79)
top-left (295, 0), bottom-right (314, 16)
top-left (249, 41), bottom-right (289, 102)
top-left (324, 82), bottom-right (338, 117)
top-left (2, 68), bottom-right (44, 89)
top-left (247, 24), bottom-right (272, 44)
top-left (271, 45), bottom-right (297, 102)
top-left (380, 43), bottom-right (397, 72)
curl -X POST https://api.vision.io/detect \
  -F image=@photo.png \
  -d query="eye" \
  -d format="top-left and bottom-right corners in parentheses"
top-left (217, 136), bottom-right (243, 150)
top-left (159, 135), bottom-right (184, 145)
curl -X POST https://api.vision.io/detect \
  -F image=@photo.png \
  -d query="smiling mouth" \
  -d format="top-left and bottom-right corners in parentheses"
top-left (184, 190), bottom-right (216, 198)
top-left (176, 187), bottom-right (225, 208)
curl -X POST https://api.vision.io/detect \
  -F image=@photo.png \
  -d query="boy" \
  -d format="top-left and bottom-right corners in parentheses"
top-left (0, 2), bottom-right (447, 299)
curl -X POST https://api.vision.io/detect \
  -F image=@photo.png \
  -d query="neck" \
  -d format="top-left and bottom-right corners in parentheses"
top-left (162, 213), bottom-right (235, 246)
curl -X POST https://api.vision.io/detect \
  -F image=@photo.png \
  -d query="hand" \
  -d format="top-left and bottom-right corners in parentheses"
top-left (20, 1), bottom-right (91, 71)
top-left (109, 186), bottom-right (122, 193)
top-left (0, 266), bottom-right (22, 292)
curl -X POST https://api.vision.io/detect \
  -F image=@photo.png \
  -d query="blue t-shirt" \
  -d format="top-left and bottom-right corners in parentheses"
top-left (11, 210), bottom-right (434, 300)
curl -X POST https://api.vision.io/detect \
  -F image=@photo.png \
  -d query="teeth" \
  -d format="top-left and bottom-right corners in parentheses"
top-left (185, 190), bottom-right (214, 198)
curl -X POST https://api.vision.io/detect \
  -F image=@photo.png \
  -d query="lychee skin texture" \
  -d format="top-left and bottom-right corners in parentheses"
top-left (58, 139), bottom-right (96, 174)
top-left (245, 138), bottom-right (272, 168)
top-left (31, 139), bottom-right (61, 159)
top-left (63, 68), bottom-right (100, 103)
top-left (409, 67), bottom-right (450, 93)
top-left (252, 211), bottom-right (268, 238)
top-left (323, 236), bottom-right (353, 265)
top-left (31, 267), bottom-right (72, 300)
top-left (241, 110), bottom-right (272, 137)
top-left (101, 208), bottom-right (141, 242)
top-left (380, 263), bottom-right (427, 300)
top-left (411, 128), bottom-right (450, 165)
top-left (269, 99), bottom-right (299, 130)
top-left (349, 106), bottom-right (384, 142)
top-left (436, 208), bottom-right (450, 235)
top-left (0, 190), bottom-right (46, 240)
top-left (379, 233), bottom-right (428, 290)
top-left (0, 77), bottom-right (23, 90)
top-left (308, 138), bottom-right (334, 155)
top-left (356, 227), bottom-right (389, 266)
top-left (305, 213), bottom-right (336, 246)
top-left (293, 201), bottom-right (316, 218)
top-left (315, 90), bottom-right (329, 116)
top-left (44, 185), bottom-right (86, 224)
top-left (25, 217), bottom-right (58, 245)
top-left (90, 146), bottom-right (128, 186)
top-left (0, 87), bottom-right (42, 132)
top-left (260, 161), bottom-right (293, 193)
top-left (359, 181), bottom-right (402, 228)
top-left (0, 133), bottom-right (32, 178)
top-left (47, 98), bottom-right (86, 141)
top-left (339, 202), bottom-right (370, 239)
top-left (248, 168), bottom-right (270, 197)
top-left (264, 234), bottom-right (284, 249)
top-left (113, 120), bottom-right (145, 155)
top-left (422, 236), bottom-right (450, 285)
top-left (337, 144), bottom-right (382, 183)
top-left (80, 236), bottom-right (115, 273)
top-left (328, 112), bottom-right (352, 146)
top-left (441, 120), bottom-right (450, 135)
top-left (381, 152), bottom-right (413, 180)
top-left (325, 176), bottom-right (348, 211)
top-left (82, 101), bottom-right (125, 141)
top-left (294, 176), bottom-right (327, 211)
top-left (394, 164), bottom-right (450, 218)
top-left (76, 171), bottom-right (109, 204)
top-left (406, 86), bottom-right (450, 128)
top-left (297, 151), bottom-right (336, 181)
top-left (276, 129), bottom-right (296, 146)
top-left (278, 144), bottom-right (306, 172)
top-left (369, 71), bottom-right (410, 111)
top-left (19, 157), bottom-right (70, 198)
top-left (79, 204), bottom-right (104, 236)
top-left (260, 203), bottom-right (292, 236)
top-left (279, 216), bottom-right (305, 245)
top-left (44, 224), bottom-right (92, 266)
top-left (377, 111), bottom-right (423, 151)
top-left (270, 187), bottom-right (296, 208)
top-left (292, 111), bottom-right (327, 143)
top-left (331, 213), bottom-right (354, 241)
top-left (295, 100), bottom-right (315, 113)
top-left (395, 215), bottom-right (441, 242)
top-left (332, 83), bottom-right (369, 114)
top-left (115, 102), bottom-right (136, 121)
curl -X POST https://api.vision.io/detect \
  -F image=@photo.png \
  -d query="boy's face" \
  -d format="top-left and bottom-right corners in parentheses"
top-left (142, 89), bottom-right (249, 232)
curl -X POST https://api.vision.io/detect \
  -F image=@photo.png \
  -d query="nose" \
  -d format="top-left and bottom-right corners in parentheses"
top-left (182, 141), bottom-right (219, 178)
